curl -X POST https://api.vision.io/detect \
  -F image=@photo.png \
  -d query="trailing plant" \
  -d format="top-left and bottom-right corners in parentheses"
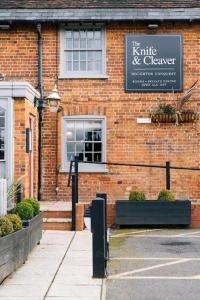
top-left (24, 198), bottom-right (40, 216)
top-left (129, 190), bottom-right (146, 201)
top-left (149, 80), bottom-right (200, 125)
top-left (0, 216), bottom-right (14, 237)
top-left (6, 214), bottom-right (22, 232)
top-left (14, 202), bottom-right (34, 220)
top-left (7, 176), bottom-right (24, 211)
top-left (157, 189), bottom-right (175, 201)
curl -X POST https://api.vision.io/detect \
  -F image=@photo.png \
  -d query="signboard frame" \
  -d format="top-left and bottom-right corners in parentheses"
top-left (125, 34), bottom-right (183, 93)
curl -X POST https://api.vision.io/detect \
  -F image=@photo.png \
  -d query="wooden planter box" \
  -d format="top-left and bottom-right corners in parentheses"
top-left (116, 200), bottom-right (191, 226)
top-left (151, 112), bottom-right (199, 124)
top-left (0, 228), bottom-right (29, 284)
top-left (23, 212), bottom-right (43, 252)
top-left (0, 213), bottom-right (43, 283)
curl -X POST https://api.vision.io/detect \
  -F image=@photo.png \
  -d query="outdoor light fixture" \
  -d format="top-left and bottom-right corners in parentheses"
top-left (34, 81), bottom-right (61, 112)
top-left (46, 82), bottom-right (61, 112)
top-left (147, 24), bottom-right (159, 30)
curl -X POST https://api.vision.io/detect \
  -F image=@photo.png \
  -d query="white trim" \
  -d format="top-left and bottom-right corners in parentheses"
top-left (0, 82), bottom-right (40, 103)
top-left (0, 98), bottom-right (14, 185)
top-left (61, 115), bottom-right (107, 173)
top-left (60, 25), bottom-right (107, 79)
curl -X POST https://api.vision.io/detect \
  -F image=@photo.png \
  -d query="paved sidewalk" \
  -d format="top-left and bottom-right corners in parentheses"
top-left (0, 230), bottom-right (103, 300)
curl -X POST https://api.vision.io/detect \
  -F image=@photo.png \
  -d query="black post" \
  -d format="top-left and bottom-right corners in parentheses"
top-left (96, 193), bottom-right (108, 263)
top-left (166, 161), bottom-right (171, 190)
top-left (91, 197), bottom-right (106, 278)
top-left (74, 156), bottom-right (79, 203)
top-left (71, 175), bottom-right (76, 231)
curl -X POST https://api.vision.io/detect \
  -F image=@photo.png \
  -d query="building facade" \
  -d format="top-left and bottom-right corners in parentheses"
top-left (0, 1), bottom-right (200, 226)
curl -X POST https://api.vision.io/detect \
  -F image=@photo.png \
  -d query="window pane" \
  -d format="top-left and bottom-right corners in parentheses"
top-left (67, 61), bottom-right (72, 71)
top-left (73, 61), bottom-right (79, 71)
top-left (0, 117), bottom-right (5, 127)
top-left (76, 121), bottom-right (84, 140)
top-left (66, 51), bottom-right (72, 61)
top-left (66, 31), bottom-right (72, 38)
top-left (85, 143), bottom-right (92, 151)
top-left (67, 142), bottom-right (75, 153)
top-left (66, 39), bottom-right (73, 49)
top-left (80, 39), bottom-right (86, 48)
top-left (80, 51), bottom-right (86, 60)
top-left (66, 122), bottom-right (75, 141)
top-left (0, 129), bottom-right (4, 138)
top-left (85, 152), bottom-right (92, 162)
top-left (80, 61), bottom-right (86, 71)
top-left (80, 31), bottom-right (86, 38)
top-left (73, 39), bottom-right (79, 48)
top-left (94, 153), bottom-right (101, 162)
top-left (77, 152), bottom-right (84, 161)
top-left (76, 143), bottom-right (84, 153)
top-left (94, 143), bottom-right (102, 151)
top-left (73, 52), bottom-right (79, 61)
top-left (67, 152), bottom-right (75, 161)
top-left (0, 139), bottom-right (4, 149)
top-left (93, 131), bottom-right (102, 141)
top-left (94, 31), bottom-right (101, 39)
top-left (73, 31), bottom-right (79, 39)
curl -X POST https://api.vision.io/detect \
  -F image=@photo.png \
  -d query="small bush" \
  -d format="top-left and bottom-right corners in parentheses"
top-left (129, 190), bottom-right (146, 201)
top-left (0, 216), bottom-right (14, 237)
top-left (157, 189), bottom-right (175, 201)
top-left (6, 214), bottom-right (22, 232)
top-left (0, 228), bottom-right (2, 238)
top-left (15, 202), bottom-right (34, 220)
top-left (24, 198), bottom-right (40, 216)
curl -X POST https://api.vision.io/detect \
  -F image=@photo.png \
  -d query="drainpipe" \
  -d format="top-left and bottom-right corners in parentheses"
top-left (36, 23), bottom-right (45, 201)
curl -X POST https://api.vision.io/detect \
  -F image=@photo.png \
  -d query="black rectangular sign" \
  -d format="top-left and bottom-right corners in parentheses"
top-left (125, 35), bottom-right (183, 92)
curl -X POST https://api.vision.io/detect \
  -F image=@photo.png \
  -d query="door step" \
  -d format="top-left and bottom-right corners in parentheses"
top-left (43, 218), bottom-right (72, 231)
top-left (40, 202), bottom-right (72, 231)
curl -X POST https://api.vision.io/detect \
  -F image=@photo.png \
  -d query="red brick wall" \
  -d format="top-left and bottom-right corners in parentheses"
top-left (0, 23), bottom-right (199, 226)
top-left (14, 98), bottom-right (38, 198)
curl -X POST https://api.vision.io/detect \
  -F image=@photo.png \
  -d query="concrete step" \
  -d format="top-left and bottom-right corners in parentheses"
top-left (43, 218), bottom-right (72, 231)
top-left (43, 210), bottom-right (72, 219)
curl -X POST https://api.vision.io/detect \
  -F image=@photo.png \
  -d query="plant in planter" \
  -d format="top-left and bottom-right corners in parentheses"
top-left (116, 188), bottom-right (191, 226)
top-left (157, 189), bottom-right (175, 201)
top-left (6, 214), bottom-right (22, 232)
top-left (0, 216), bottom-right (14, 237)
top-left (14, 201), bottom-right (34, 220)
top-left (129, 190), bottom-right (146, 201)
top-left (24, 198), bottom-right (40, 216)
top-left (149, 80), bottom-right (200, 125)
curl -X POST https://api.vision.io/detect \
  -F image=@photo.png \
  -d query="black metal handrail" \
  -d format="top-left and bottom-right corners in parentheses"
top-left (67, 157), bottom-right (200, 231)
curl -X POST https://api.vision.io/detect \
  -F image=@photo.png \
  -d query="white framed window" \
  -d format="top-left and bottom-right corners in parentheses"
top-left (0, 108), bottom-right (5, 162)
top-left (60, 25), bottom-right (107, 78)
top-left (62, 116), bottom-right (107, 172)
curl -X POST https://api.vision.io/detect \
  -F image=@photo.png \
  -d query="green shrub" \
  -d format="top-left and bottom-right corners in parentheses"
top-left (6, 214), bottom-right (22, 232)
top-left (0, 216), bottom-right (14, 237)
top-left (129, 190), bottom-right (146, 201)
top-left (24, 198), bottom-right (40, 216)
top-left (0, 228), bottom-right (2, 238)
top-left (15, 202), bottom-right (34, 220)
top-left (157, 189), bottom-right (175, 201)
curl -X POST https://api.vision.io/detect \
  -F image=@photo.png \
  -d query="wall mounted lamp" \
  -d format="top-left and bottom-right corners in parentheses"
top-left (34, 81), bottom-right (61, 112)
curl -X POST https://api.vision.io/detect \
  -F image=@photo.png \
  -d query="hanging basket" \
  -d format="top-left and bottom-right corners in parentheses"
top-left (151, 112), bottom-right (200, 125)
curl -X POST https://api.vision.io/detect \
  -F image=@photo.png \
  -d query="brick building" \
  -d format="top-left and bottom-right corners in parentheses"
top-left (0, 1), bottom-right (200, 227)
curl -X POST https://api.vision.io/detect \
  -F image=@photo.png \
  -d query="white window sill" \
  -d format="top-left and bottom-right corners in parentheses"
top-left (60, 165), bottom-right (108, 173)
top-left (59, 74), bottom-right (109, 79)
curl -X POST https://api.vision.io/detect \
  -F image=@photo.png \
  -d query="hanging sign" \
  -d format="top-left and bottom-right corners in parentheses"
top-left (125, 34), bottom-right (183, 92)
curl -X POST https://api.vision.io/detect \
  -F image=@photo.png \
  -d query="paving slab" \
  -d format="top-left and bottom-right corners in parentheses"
top-left (0, 230), bottom-right (103, 300)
